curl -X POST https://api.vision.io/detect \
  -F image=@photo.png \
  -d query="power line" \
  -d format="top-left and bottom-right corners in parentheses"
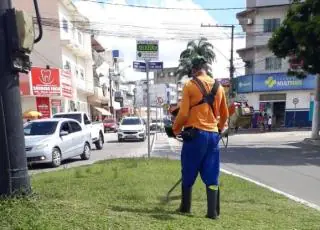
top-left (77, 0), bottom-right (247, 11)
top-left (76, 0), bottom-right (298, 12)
top-left (38, 17), bottom-right (277, 40)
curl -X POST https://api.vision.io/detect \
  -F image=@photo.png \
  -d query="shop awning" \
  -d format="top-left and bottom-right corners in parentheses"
top-left (94, 107), bottom-right (111, 116)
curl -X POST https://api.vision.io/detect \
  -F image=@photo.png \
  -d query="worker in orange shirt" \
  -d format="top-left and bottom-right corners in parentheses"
top-left (172, 56), bottom-right (229, 219)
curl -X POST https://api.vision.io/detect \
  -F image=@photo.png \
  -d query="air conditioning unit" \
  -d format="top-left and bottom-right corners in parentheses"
top-left (247, 18), bottom-right (254, 25)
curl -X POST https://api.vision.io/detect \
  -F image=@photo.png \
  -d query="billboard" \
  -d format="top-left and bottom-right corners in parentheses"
top-left (31, 67), bottom-right (61, 96)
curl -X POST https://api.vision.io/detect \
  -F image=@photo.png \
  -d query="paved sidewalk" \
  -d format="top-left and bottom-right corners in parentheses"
top-left (151, 133), bottom-right (180, 160)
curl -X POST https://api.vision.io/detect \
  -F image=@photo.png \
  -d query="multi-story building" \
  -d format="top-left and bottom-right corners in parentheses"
top-left (154, 67), bottom-right (178, 85)
top-left (88, 36), bottom-right (112, 120)
top-left (14, 0), bottom-right (94, 118)
top-left (236, 0), bottom-right (316, 128)
top-left (154, 67), bottom-right (183, 103)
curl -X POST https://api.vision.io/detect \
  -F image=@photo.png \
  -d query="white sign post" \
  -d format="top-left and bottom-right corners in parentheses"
top-left (135, 40), bottom-right (160, 158)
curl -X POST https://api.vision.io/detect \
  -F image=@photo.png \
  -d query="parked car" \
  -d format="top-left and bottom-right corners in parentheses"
top-left (53, 112), bottom-right (104, 150)
top-left (117, 117), bottom-right (146, 142)
top-left (150, 119), bottom-right (165, 132)
top-left (24, 118), bottom-right (91, 167)
top-left (103, 118), bottom-right (118, 133)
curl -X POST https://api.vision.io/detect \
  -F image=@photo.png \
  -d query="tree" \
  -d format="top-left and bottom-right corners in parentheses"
top-left (268, 0), bottom-right (320, 139)
top-left (176, 37), bottom-right (215, 80)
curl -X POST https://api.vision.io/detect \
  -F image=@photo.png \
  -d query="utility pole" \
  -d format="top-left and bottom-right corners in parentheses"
top-left (0, 0), bottom-right (33, 196)
top-left (108, 68), bottom-right (114, 118)
top-left (146, 61), bottom-right (151, 158)
top-left (201, 24), bottom-right (235, 99)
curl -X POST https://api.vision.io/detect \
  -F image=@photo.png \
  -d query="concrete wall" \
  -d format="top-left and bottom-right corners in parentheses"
top-left (12, 0), bottom-right (62, 68)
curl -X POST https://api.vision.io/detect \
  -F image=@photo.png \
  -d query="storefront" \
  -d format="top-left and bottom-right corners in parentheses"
top-left (236, 73), bottom-right (316, 128)
top-left (20, 67), bottom-right (73, 119)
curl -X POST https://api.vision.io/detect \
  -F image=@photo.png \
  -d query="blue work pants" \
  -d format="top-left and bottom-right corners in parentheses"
top-left (181, 130), bottom-right (220, 188)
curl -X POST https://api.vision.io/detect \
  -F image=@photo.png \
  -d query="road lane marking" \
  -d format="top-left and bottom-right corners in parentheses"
top-left (221, 168), bottom-right (320, 211)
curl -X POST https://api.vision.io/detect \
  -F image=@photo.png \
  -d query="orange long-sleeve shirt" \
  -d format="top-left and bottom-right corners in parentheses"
top-left (173, 75), bottom-right (229, 135)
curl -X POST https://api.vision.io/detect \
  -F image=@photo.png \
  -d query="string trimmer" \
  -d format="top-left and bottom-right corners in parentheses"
top-left (162, 129), bottom-right (229, 204)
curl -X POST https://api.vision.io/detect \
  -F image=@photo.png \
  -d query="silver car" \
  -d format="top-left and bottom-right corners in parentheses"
top-left (24, 118), bottom-right (91, 167)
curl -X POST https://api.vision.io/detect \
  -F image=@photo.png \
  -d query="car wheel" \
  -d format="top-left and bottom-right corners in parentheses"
top-left (95, 132), bottom-right (104, 150)
top-left (51, 148), bottom-right (61, 168)
top-left (80, 143), bottom-right (91, 160)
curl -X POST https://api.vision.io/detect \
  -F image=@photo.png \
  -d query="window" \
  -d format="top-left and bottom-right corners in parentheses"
top-left (80, 69), bottom-right (85, 80)
top-left (265, 57), bottom-right (282, 70)
top-left (121, 118), bottom-right (141, 125)
top-left (259, 94), bottom-right (286, 101)
top-left (53, 114), bottom-right (81, 123)
top-left (78, 31), bottom-right (83, 45)
top-left (62, 19), bottom-right (68, 33)
top-left (24, 121), bottom-right (58, 136)
top-left (64, 61), bottom-right (71, 70)
top-left (60, 122), bottom-right (71, 133)
top-left (263, 18), bottom-right (280, 33)
top-left (69, 121), bottom-right (82, 132)
top-left (84, 114), bottom-right (91, 125)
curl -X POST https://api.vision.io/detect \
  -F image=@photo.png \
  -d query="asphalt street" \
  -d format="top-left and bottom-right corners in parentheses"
top-left (29, 133), bottom-right (153, 175)
top-left (156, 131), bottom-right (320, 207)
top-left (221, 131), bottom-right (320, 207)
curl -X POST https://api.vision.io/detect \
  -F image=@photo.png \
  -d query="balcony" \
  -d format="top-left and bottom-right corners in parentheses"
top-left (76, 78), bottom-right (94, 95)
top-left (88, 86), bottom-right (108, 103)
top-left (61, 31), bottom-right (92, 60)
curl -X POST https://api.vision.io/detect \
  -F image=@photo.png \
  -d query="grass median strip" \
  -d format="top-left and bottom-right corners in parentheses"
top-left (0, 158), bottom-right (319, 230)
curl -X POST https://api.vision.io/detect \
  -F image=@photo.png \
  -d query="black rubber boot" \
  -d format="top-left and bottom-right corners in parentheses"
top-left (216, 187), bottom-right (220, 216)
top-left (206, 186), bottom-right (219, 219)
top-left (178, 186), bottom-right (192, 213)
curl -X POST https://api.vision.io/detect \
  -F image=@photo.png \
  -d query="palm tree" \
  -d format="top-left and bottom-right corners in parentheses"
top-left (176, 37), bottom-right (216, 80)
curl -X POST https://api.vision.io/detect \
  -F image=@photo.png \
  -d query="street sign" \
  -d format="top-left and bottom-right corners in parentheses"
top-left (136, 40), bottom-right (159, 61)
top-left (156, 97), bottom-right (164, 105)
top-left (133, 61), bottom-right (163, 72)
top-left (293, 98), bottom-right (299, 105)
top-left (149, 62), bottom-right (163, 70)
top-left (133, 61), bottom-right (146, 72)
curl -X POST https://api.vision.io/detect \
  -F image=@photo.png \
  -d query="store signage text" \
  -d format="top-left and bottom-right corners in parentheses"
top-left (236, 73), bottom-right (315, 93)
top-left (265, 76), bottom-right (303, 88)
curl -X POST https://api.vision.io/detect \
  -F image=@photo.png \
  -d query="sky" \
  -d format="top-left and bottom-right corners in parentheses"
top-left (74, 0), bottom-right (246, 81)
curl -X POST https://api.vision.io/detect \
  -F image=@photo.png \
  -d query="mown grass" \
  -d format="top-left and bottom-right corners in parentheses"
top-left (0, 158), bottom-right (319, 230)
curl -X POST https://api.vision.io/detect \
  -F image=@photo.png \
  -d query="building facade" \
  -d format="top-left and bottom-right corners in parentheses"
top-left (236, 0), bottom-right (315, 128)
top-left (13, 0), bottom-right (94, 118)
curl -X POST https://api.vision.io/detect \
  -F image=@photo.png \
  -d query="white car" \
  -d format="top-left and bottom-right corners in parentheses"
top-left (117, 117), bottom-right (146, 142)
top-left (24, 118), bottom-right (91, 167)
top-left (53, 112), bottom-right (104, 150)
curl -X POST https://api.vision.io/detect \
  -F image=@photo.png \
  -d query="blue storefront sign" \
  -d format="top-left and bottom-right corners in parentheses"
top-left (112, 50), bottom-right (120, 58)
top-left (236, 73), bottom-right (316, 93)
top-left (237, 75), bottom-right (253, 93)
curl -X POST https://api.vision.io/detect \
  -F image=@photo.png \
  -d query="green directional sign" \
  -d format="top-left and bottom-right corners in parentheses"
top-left (137, 43), bottom-right (158, 52)
top-left (136, 40), bottom-right (159, 61)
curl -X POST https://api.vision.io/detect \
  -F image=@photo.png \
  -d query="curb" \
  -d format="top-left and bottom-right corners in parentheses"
top-left (303, 138), bottom-right (320, 146)
top-left (151, 133), bottom-right (156, 153)
top-left (221, 168), bottom-right (320, 211)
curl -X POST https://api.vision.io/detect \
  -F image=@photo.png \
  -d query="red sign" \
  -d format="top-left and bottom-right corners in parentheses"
top-left (19, 72), bottom-right (31, 96)
top-left (31, 67), bottom-right (61, 96)
top-left (36, 97), bottom-right (51, 118)
top-left (51, 99), bottom-right (61, 107)
top-left (61, 69), bottom-right (73, 98)
top-left (121, 107), bottom-right (129, 114)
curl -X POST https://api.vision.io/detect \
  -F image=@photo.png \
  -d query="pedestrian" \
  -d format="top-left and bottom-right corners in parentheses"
top-left (258, 113), bottom-right (263, 131)
top-left (172, 56), bottom-right (229, 219)
top-left (268, 116), bottom-right (272, 131)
